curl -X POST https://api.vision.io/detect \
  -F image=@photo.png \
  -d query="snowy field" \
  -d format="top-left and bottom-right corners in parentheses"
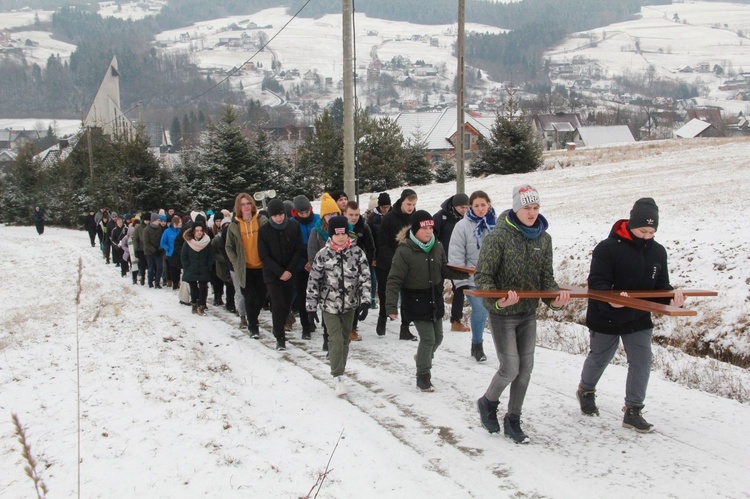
top-left (1, 137), bottom-right (749, 497)
top-left (546, 2), bottom-right (750, 99)
top-left (0, 119), bottom-right (82, 138)
top-left (0, 10), bottom-right (52, 29)
top-left (97, 1), bottom-right (166, 21)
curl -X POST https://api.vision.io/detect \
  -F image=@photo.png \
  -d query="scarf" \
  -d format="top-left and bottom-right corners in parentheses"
top-left (507, 210), bottom-right (548, 239)
top-left (186, 233), bottom-right (210, 252)
top-left (269, 216), bottom-right (289, 230)
top-left (409, 231), bottom-right (436, 253)
top-left (330, 237), bottom-right (351, 253)
top-left (314, 218), bottom-right (330, 241)
top-left (466, 207), bottom-right (497, 248)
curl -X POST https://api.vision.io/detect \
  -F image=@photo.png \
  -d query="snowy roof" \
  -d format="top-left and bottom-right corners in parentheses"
top-left (578, 125), bottom-right (636, 147)
top-left (395, 108), bottom-right (496, 151)
top-left (551, 122), bottom-right (575, 132)
top-left (675, 118), bottom-right (713, 138)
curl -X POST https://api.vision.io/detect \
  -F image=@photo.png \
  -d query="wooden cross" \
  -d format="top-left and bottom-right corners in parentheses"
top-left (447, 265), bottom-right (717, 317)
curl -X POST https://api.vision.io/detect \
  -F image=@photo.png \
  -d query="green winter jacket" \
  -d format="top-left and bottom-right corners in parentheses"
top-left (225, 214), bottom-right (268, 288)
top-left (386, 227), bottom-right (469, 322)
top-left (474, 210), bottom-right (559, 315)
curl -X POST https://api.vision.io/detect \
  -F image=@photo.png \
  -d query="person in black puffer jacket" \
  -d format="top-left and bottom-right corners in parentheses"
top-left (375, 189), bottom-right (418, 340)
top-left (577, 198), bottom-right (685, 433)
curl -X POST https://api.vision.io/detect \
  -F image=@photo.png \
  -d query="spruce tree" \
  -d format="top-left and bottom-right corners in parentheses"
top-left (471, 92), bottom-right (542, 176)
top-left (403, 138), bottom-right (433, 186)
top-left (435, 160), bottom-right (456, 183)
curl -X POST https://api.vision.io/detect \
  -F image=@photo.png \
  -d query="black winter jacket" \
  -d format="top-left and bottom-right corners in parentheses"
top-left (376, 199), bottom-right (412, 271)
top-left (258, 218), bottom-right (304, 285)
top-left (432, 195), bottom-right (464, 251)
top-left (351, 217), bottom-right (376, 264)
top-left (586, 219), bottom-right (673, 335)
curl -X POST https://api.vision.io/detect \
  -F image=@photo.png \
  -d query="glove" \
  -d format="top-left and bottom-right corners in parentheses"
top-left (357, 303), bottom-right (370, 321)
top-left (308, 311), bottom-right (319, 325)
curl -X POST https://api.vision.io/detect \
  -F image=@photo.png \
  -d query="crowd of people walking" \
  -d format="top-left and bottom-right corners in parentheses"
top-left (85, 187), bottom-right (683, 442)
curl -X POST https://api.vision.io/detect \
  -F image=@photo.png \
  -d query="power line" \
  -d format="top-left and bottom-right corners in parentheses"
top-left (184, 0), bottom-right (314, 105)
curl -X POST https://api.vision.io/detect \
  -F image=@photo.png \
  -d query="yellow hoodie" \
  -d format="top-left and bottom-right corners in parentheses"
top-left (237, 214), bottom-right (262, 269)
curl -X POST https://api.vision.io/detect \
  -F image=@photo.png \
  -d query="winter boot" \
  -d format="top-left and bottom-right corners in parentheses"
top-left (349, 328), bottom-right (362, 341)
top-left (416, 374), bottom-right (434, 392)
top-left (334, 376), bottom-right (348, 397)
top-left (166, 280), bottom-right (173, 288)
top-left (284, 314), bottom-right (295, 331)
top-left (276, 338), bottom-right (286, 351)
top-left (451, 321), bottom-right (470, 332)
top-left (191, 304), bottom-right (198, 314)
top-left (503, 413), bottom-right (530, 444)
top-left (322, 335), bottom-right (329, 352)
top-left (376, 315), bottom-right (386, 336)
top-left (399, 323), bottom-right (417, 341)
top-left (301, 331), bottom-right (312, 340)
top-left (249, 324), bottom-right (260, 340)
top-left (622, 406), bottom-right (654, 433)
top-left (140, 276), bottom-right (145, 286)
top-left (576, 385), bottom-right (599, 416)
top-left (477, 396), bottom-right (501, 433)
top-left (370, 299), bottom-right (378, 310)
top-left (197, 305), bottom-right (207, 316)
top-left (132, 271), bottom-right (138, 285)
top-left (471, 343), bottom-right (487, 362)
top-left (239, 315), bottom-right (248, 329)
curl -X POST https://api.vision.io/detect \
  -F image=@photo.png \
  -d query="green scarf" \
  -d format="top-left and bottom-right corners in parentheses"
top-left (409, 231), bottom-right (436, 253)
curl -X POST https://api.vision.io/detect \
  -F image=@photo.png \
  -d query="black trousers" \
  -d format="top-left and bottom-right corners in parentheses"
top-left (267, 281), bottom-right (294, 340)
top-left (211, 267), bottom-right (224, 300)
top-left (241, 268), bottom-right (267, 328)
top-left (167, 258), bottom-right (181, 289)
top-left (294, 269), bottom-right (312, 333)
top-left (188, 281), bottom-right (209, 306)
top-left (87, 229), bottom-right (96, 246)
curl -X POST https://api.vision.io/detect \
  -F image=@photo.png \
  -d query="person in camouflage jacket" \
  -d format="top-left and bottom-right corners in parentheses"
top-left (474, 185), bottom-right (570, 444)
top-left (306, 216), bottom-right (371, 396)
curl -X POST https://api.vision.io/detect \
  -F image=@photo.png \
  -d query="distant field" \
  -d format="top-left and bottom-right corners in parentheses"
top-left (546, 2), bottom-right (750, 99)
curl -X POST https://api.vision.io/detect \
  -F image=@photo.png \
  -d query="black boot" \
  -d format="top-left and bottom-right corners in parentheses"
top-left (477, 396), bottom-right (500, 433)
top-left (132, 271), bottom-right (138, 285)
top-left (622, 406), bottom-right (654, 433)
top-left (576, 385), bottom-right (599, 416)
top-left (399, 323), bottom-right (417, 341)
top-left (322, 334), bottom-right (329, 351)
top-left (503, 413), bottom-right (529, 444)
top-left (416, 373), bottom-right (434, 392)
top-left (376, 315), bottom-right (386, 336)
top-left (471, 343), bottom-right (487, 362)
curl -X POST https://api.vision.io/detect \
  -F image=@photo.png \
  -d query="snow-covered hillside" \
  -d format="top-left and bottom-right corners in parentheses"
top-left (1, 137), bottom-right (749, 498)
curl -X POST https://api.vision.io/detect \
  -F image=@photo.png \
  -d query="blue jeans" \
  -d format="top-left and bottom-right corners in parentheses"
top-left (466, 286), bottom-right (487, 344)
top-left (145, 254), bottom-right (163, 286)
top-left (484, 311), bottom-right (537, 415)
top-left (580, 328), bottom-right (653, 408)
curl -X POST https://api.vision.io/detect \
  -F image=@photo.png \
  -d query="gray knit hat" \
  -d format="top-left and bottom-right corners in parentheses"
top-left (293, 195), bottom-right (312, 213)
top-left (512, 184), bottom-right (540, 213)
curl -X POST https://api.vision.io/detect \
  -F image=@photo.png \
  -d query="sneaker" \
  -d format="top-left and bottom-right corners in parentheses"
top-left (622, 406), bottom-right (654, 433)
top-left (155, 284), bottom-right (162, 289)
top-left (301, 332), bottom-right (311, 340)
top-left (370, 300), bottom-right (378, 310)
top-left (334, 376), bottom-right (348, 397)
top-left (416, 374), bottom-right (434, 392)
top-left (576, 386), bottom-right (599, 416)
top-left (276, 339), bottom-right (286, 351)
top-left (349, 329), bottom-right (362, 341)
top-left (477, 396), bottom-right (500, 434)
top-left (213, 298), bottom-right (223, 307)
top-left (503, 413), bottom-right (530, 444)
top-left (451, 321), bottom-right (470, 332)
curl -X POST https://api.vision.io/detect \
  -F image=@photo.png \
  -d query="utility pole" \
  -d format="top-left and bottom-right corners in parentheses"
top-left (456, 0), bottom-right (466, 194)
top-left (342, 0), bottom-right (356, 198)
top-left (87, 127), bottom-right (94, 180)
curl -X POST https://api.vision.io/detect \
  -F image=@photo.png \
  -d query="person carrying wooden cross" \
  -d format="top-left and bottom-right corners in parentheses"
top-left (576, 197), bottom-right (685, 433)
top-left (474, 184), bottom-right (570, 444)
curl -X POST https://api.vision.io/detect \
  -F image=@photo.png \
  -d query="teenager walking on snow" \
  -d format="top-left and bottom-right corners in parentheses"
top-left (386, 211), bottom-right (470, 392)
top-left (474, 185), bottom-right (570, 443)
top-left (576, 198), bottom-right (684, 433)
top-left (306, 216), bottom-right (371, 397)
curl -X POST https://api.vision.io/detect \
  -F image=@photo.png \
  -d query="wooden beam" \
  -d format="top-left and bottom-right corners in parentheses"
top-left (464, 287), bottom-right (716, 317)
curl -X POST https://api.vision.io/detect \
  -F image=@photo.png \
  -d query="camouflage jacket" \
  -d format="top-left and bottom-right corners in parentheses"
top-left (306, 240), bottom-right (371, 315)
top-left (474, 210), bottom-right (559, 315)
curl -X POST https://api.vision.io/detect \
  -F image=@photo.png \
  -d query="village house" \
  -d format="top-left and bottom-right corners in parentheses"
top-left (531, 113), bottom-right (583, 150)
top-left (0, 129), bottom-right (42, 150)
top-left (675, 118), bottom-right (723, 139)
top-left (395, 107), bottom-right (495, 164)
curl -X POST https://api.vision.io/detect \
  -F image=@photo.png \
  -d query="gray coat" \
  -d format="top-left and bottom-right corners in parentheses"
top-left (448, 216), bottom-right (488, 288)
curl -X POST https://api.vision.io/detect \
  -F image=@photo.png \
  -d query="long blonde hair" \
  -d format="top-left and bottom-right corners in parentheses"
top-left (233, 193), bottom-right (257, 219)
